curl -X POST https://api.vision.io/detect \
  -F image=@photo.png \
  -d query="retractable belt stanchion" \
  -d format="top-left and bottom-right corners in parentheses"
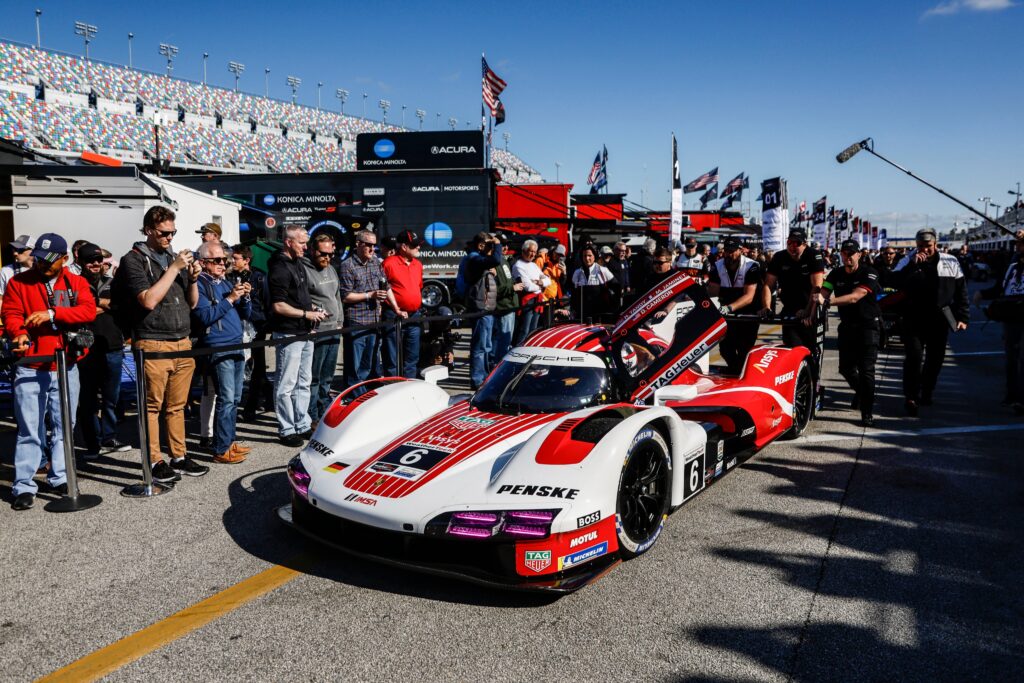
top-left (395, 318), bottom-right (403, 378)
top-left (121, 346), bottom-right (172, 498)
top-left (45, 348), bottom-right (103, 512)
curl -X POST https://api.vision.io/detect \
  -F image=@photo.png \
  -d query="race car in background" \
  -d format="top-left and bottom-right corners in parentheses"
top-left (279, 271), bottom-right (813, 592)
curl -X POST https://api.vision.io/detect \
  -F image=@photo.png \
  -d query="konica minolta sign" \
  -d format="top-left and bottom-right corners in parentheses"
top-left (356, 131), bottom-right (484, 171)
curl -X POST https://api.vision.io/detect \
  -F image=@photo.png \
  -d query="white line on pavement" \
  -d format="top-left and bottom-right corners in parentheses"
top-left (797, 422), bottom-right (1024, 444)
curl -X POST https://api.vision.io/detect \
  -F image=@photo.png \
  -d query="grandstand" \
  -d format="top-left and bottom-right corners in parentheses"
top-left (0, 40), bottom-right (543, 181)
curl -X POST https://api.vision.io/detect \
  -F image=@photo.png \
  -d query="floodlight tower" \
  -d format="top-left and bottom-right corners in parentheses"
top-left (228, 61), bottom-right (245, 92)
top-left (264, 67), bottom-right (270, 97)
top-left (74, 21), bottom-right (97, 60)
top-left (415, 109), bottom-right (425, 130)
top-left (378, 99), bottom-right (390, 123)
top-left (448, 117), bottom-right (457, 131)
top-left (202, 52), bottom-right (209, 84)
top-left (335, 88), bottom-right (349, 114)
top-left (401, 104), bottom-right (407, 127)
top-left (158, 43), bottom-right (178, 76)
top-left (317, 81), bottom-right (323, 110)
top-left (35, 9), bottom-right (42, 47)
top-left (127, 32), bottom-right (133, 67)
top-left (503, 131), bottom-right (510, 150)
top-left (286, 75), bottom-right (301, 104)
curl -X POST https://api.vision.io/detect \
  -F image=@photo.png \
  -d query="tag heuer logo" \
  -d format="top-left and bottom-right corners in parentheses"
top-left (524, 550), bottom-right (551, 573)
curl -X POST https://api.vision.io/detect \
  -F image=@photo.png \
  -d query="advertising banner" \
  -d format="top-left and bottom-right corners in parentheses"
top-left (812, 197), bottom-right (827, 247)
top-left (760, 177), bottom-right (788, 252)
top-left (356, 131), bottom-right (484, 171)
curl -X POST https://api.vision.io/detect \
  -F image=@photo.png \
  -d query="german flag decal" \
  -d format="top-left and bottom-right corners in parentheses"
top-left (323, 462), bottom-right (349, 473)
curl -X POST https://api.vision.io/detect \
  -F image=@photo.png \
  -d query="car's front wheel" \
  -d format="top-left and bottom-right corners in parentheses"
top-left (615, 428), bottom-right (671, 559)
top-left (783, 361), bottom-right (813, 440)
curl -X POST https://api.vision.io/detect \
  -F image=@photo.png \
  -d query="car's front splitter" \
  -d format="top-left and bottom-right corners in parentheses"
top-left (277, 497), bottom-right (620, 594)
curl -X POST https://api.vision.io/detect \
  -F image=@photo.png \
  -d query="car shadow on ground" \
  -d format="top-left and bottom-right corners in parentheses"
top-left (671, 438), bottom-right (1024, 682)
top-left (220, 467), bottom-right (560, 609)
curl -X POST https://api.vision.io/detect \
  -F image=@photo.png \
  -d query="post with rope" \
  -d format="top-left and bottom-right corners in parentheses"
top-left (44, 348), bottom-right (102, 512)
top-left (121, 346), bottom-right (172, 498)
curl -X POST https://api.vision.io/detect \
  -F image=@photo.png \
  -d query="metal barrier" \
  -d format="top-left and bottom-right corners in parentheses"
top-left (1, 349), bottom-right (103, 512)
top-left (120, 346), bottom-right (171, 499)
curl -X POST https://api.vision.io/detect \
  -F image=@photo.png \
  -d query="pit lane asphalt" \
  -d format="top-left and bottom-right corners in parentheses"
top-left (2, 286), bottom-right (1022, 682)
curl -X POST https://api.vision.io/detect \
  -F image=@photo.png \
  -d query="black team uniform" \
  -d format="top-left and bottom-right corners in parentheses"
top-left (766, 245), bottom-right (826, 390)
top-left (709, 255), bottom-right (761, 374)
top-left (824, 261), bottom-right (882, 424)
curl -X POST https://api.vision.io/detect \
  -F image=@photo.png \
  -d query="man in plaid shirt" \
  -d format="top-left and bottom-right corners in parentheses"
top-left (339, 230), bottom-right (400, 396)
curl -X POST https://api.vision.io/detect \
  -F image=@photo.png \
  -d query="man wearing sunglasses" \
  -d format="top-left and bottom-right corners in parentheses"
top-left (339, 230), bottom-right (397, 396)
top-left (193, 242), bottom-right (252, 463)
top-left (301, 233), bottom-right (343, 425)
top-left (118, 205), bottom-right (206, 483)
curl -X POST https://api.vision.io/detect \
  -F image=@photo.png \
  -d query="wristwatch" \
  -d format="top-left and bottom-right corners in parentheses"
top-left (47, 309), bottom-right (55, 322)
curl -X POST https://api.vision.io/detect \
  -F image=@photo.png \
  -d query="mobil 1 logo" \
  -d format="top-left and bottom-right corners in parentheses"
top-left (682, 449), bottom-right (705, 502)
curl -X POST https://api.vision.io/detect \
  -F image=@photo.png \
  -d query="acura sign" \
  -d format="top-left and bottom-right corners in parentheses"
top-left (357, 131), bottom-right (484, 171)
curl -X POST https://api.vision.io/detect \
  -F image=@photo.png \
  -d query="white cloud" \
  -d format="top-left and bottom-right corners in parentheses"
top-left (923, 0), bottom-right (1015, 18)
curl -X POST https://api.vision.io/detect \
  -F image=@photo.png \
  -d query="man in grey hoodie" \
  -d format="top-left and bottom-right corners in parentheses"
top-left (302, 233), bottom-right (344, 424)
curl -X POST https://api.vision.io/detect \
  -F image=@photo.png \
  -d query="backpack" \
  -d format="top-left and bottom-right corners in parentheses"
top-left (468, 270), bottom-right (497, 312)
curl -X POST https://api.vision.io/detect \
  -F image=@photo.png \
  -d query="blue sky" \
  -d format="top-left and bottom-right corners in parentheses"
top-left (1, 0), bottom-right (1021, 236)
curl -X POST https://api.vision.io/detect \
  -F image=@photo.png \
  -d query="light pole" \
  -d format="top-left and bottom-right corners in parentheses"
top-left (378, 99), bottom-right (390, 123)
top-left (436, 112), bottom-right (441, 128)
top-left (35, 9), bottom-right (42, 48)
top-left (158, 43), bottom-right (178, 76)
top-left (555, 162), bottom-right (561, 182)
top-left (264, 68), bottom-right (270, 97)
top-left (448, 117), bottom-right (457, 131)
top-left (978, 196), bottom-right (991, 217)
top-left (316, 81), bottom-right (323, 110)
top-left (127, 32), bottom-right (133, 68)
top-left (415, 109), bottom-right (425, 130)
top-left (502, 132), bottom-right (510, 150)
top-left (202, 52), bottom-right (208, 84)
top-left (74, 21), bottom-right (97, 60)
top-left (361, 93), bottom-right (367, 118)
top-left (401, 104), bottom-right (407, 128)
top-left (228, 61), bottom-right (244, 92)
top-left (335, 88), bottom-right (348, 114)
top-left (287, 75), bottom-right (301, 104)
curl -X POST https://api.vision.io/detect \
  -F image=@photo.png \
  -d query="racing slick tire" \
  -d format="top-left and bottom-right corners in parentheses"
top-left (782, 361), bottom-right (813, 440)
top-left (615, 428), bottom-right (672, 559)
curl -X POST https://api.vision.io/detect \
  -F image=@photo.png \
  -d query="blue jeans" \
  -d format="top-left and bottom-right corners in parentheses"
top-left (211, 351), bottom-right (245, 454)
top-left (273, 334), bottom-right (314, 437)
top-left (77, 348), bottom-right (123, 450)
top-left (308, 336), bottom-right (341, 422)
top-left (513, 306), bottom-right (540, 347)
top-left (343, 329), bottom-right (380, 397)
top-left (12, 364), bottom-right (80, 496)
top-left (381, 310), bottom-right (422, 379)
top-left (490, 312), bottom-right (515, 368)
top-left (470, 313), bottom-right (494, 388)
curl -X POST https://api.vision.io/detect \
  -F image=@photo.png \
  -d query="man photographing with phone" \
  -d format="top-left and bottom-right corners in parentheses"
top-left (302, 233), bottom-right (343, 425)
top-left (2, 232), bottom-right (96, 510)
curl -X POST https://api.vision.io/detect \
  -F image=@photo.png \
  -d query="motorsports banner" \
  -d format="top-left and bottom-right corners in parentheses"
top-left (356, 131), bottom-right (485, 171)
top-left (760, 177), bottom-right (789, 253)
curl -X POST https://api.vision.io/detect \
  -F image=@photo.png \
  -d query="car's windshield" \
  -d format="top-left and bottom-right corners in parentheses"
top-left (472, 352), bottom-right (611, 413)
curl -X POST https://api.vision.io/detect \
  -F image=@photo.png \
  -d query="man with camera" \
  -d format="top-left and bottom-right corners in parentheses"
top-left (458, 232), bottom-right (505, 389)
top-left (194, 241), bottom-right (252, 463)
top-left (2, 233), bottom-right (96, 511)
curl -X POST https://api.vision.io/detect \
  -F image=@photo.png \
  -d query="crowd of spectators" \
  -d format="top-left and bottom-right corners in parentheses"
top-left (4, 209), bottom-right (1023, 511)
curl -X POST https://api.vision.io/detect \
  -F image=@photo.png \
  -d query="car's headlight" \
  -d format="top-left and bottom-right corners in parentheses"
top-left (287, 454), bottom-right (311, 500)
top-left (424, 509), bottom-right (559, 540)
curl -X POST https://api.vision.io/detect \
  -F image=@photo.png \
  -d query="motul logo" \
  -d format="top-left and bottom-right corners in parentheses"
top-left (569, 531), bottom-right (598, 548)
top-left (431, 145), bottom-right (477, 154)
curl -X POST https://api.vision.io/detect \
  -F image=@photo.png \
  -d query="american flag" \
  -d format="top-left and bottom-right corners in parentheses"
top-left (698, 182), bottom-right (718, 209)
top-left (721, 172), bottom-right (747, 196)
top-left (482, 57), bottom-right (506, 117)
top-left (683, 167), bottom-right (718, 193)
top-left (586, 150), bottom-right (602, 185)
top-left (589, 146), bottom-right (608, 191)
top-left (797, 200), bottom-right (807, 213)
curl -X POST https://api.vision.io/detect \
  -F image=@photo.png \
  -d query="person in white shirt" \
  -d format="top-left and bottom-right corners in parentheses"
top-left (571, 245), bottom-right (617, 322)
top-left (511, 240), bottom-right (551, 345)
top-left (674, 238), bottom-right (706, 275)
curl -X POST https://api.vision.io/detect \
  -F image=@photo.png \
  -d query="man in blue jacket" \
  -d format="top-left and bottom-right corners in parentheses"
top-left (194, 242), bottom-right (252, 464)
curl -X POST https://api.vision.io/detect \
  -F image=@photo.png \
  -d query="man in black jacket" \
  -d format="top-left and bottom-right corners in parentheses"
top-left (893, 228), bottom-right (969, 415)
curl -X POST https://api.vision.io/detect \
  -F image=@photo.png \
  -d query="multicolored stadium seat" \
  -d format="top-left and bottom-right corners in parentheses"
top-left (0, 40), bottom-right (541, 179)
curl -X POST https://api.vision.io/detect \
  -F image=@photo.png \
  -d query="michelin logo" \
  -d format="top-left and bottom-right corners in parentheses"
top-left (558, 542), bottom-right (608, 570)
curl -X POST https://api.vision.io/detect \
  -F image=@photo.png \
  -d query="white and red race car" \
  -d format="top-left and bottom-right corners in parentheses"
top-left (279, 272), bottom-right (813, 592)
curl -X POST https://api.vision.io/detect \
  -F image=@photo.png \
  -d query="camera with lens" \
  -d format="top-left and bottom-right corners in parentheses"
top-left (64, 328), bottom-right (95, 357)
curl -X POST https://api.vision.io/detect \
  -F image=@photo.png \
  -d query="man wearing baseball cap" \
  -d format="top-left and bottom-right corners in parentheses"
top-left (381, 230), bottom-right (424, 378)
top-left (822, 239), bottom-right (883, 427)
top-left (892, 227), bottom-right (969, 415)
top-left (0, 235), bottom-right (35, 309)
top-left (1, 232), bottom-right (96, 510)
top-left (707, 236), bottom-right (761, 374)
top-left (763, 227), bottom-right (826, 404)
top-left (196, 222), bottom-right (223, 244)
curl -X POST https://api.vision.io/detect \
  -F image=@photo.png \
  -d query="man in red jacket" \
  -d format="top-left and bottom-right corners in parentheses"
top-left (1, 232), bottom-right (95, 511)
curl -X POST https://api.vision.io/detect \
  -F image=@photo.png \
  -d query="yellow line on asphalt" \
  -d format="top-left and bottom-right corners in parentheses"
top-left (37, 563), bottom-right (304, 683)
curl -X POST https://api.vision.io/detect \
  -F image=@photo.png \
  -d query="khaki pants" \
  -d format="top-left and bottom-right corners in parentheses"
top-left (134, 338), bottom-right (195, 462)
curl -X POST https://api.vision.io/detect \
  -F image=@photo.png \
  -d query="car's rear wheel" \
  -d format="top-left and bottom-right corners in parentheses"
top-left (616, 428), bottom-right (671, 559)
top-left (783, 361), bottom-right (813, 440)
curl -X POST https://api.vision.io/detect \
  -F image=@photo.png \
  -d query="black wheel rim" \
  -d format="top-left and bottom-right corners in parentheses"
top-left (793, 368), bottom-right (811, 429)
top-left (618, 442), bottom-right (668, 542)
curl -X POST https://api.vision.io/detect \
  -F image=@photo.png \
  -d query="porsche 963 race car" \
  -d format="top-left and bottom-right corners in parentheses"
top-left (278, 271), bottom-right (813, 592)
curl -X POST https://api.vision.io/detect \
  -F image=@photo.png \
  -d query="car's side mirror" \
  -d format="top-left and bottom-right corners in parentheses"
top-left (420, 365), bottom-right (449, 385)
top-left (654, 385), bottom-right (698, 406)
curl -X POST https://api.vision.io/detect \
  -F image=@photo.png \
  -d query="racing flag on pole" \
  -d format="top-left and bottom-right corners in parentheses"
top-left (670, 134), bottom-right (683, 245)
top-left (826, 206), bottom-right (835, 248)
top-left (684, 167), bottom-right (718, 193)
top-left (588, 146), bottom-right (608, 193)
top-left (698, 182), bottom-right (718, 209)
top-left (481, 57), bottom-right (507, 118)
top-left (761, 177), bottom-right (789, 252)
top-left (812, 197), bottom-right (827, 247)
top-left (878, 228), bottom-right (888, 249)
top-left (721, 172), bottom-right (748, 197)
